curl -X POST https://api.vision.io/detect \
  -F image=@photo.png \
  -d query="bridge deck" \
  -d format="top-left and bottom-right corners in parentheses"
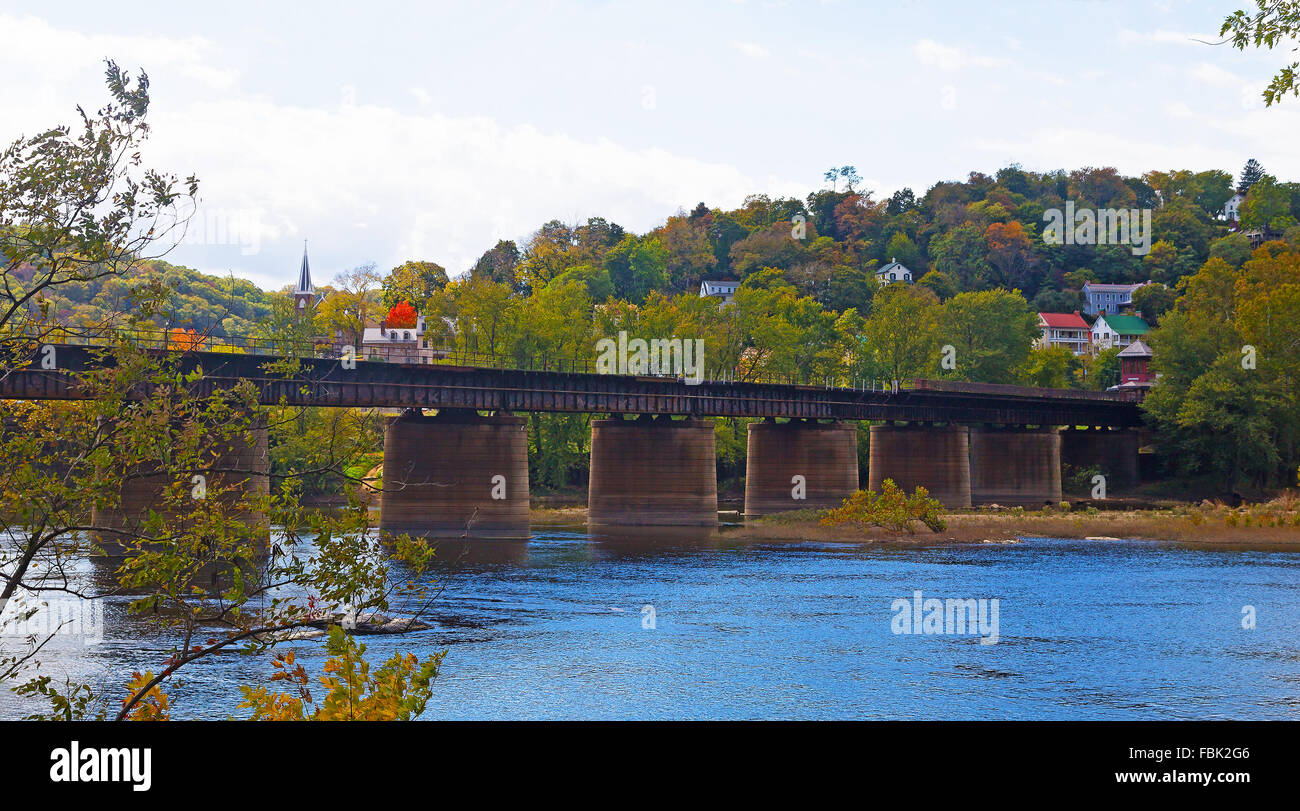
top-left (0, 345), bottom-right (1144, 427)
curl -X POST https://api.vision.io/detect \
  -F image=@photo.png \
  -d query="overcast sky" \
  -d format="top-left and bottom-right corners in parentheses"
top-left (1, 1), bottom-right (1295, 291)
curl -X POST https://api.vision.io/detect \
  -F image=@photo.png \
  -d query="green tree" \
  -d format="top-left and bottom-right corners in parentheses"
top-left (1209, 233), bottom-right (1253, 267)
top-left (604, 235), bottom-right (668, 303)
top-left (929, 222), bottom-right (991, 291)
top-left (551, 263), bottom-right (613, 301)
top-left (916, 270), bottom-right (957, 301)
top-left (381, 261), bottom-right (449, 311)
top-left (883, 232), bottom-right (922, 272)
top-left (470, 239), bottom-right (521, 286)
top-left (936, 289), bottom-right (1039, 383)
top-left (820, 480), bottom-right (946, 534)
top-left (1240, 175), bottom-right (1297, 231)
top-left (316, 264), bottom-right (381, 350)
top-left (1018, 344), bottom-right (1082, 389)
top-left (1085, 346), bottom-right (1123, 390)
top-left (1131, 282), bottom-right (1177, 324)
top-left (0, 60), bottom-right (197, 353)
top-left (860, 284), bottom-right (939, 382)
top-left (1143, 245), bottom-right (1300, 489)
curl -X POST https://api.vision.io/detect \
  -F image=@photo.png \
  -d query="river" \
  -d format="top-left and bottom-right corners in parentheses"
top-left (3, 526), bottom-right (1298, 719)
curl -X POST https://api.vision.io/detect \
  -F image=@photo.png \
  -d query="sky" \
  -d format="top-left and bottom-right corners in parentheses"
top-left (1, 0), bottom-right (1296, 291)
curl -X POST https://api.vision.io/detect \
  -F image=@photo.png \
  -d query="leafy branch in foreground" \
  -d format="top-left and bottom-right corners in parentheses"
top-left (0, 59), bottom-right (197, 355)
top-left (821, 479), bottom-right (947, 534)
top-left (1222, 1), bottom-right (1300, 106)
top-left (237, 626), bottom-right (444, 721)
top-left (2, 337), bottom-right (443, 721)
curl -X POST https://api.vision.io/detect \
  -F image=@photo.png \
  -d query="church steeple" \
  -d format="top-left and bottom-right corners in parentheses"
top-left (293, 240), bottom-right (315, 313)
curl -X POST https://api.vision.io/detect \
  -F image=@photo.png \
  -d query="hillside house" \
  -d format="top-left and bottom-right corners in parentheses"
top-left (1037, 311), bottom-right (1092, 355)
top-left (700, 279), bottom-right (741, 303)
top-left (1116, 339), bottom-right (1155, 388)
top-left (359, 315), bottom-right (447, 364)
top-left (1091, 313), bottom-right (1150, 351)
top-left (1082, 281), bottom-right (1145, 317)
top-left (874, 259), bottom-right (913, 286)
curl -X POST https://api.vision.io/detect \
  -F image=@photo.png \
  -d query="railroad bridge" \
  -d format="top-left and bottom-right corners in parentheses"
top-left (2, 344), bottom-right (1145, 538)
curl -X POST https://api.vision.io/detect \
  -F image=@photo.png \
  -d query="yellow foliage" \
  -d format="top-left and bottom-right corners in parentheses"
top-left (122, 672), bottom-right (171, 721)
top-left (239, 626), bottom-right (443, 721)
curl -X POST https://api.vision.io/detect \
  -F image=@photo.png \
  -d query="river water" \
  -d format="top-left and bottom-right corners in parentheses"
top-left (3, 525), bottom-right (1299, 719)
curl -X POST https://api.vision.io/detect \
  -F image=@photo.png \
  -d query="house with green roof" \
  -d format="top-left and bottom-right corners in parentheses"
top-left (1090, 313), bottom-right (1150, 352)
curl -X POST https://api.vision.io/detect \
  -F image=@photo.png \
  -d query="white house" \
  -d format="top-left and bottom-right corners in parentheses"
top-left (360, 315), bottom-right (445, 364)
top-left (700, 279), bottom-right (741, 303)
top-left (1222, 191), bottom-right (1245, 221)
top-left (875, 258), bottom-right (913, 285)
top-left (1091, 313), bottom-right (1151, 352)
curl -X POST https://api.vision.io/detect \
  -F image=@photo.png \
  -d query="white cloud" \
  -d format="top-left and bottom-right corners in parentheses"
top-left (1117, 29), bottom-right (1216, 46)
top-left (971, 110), bottom-right (1300, 180)
top-left (913, 38), bottom-right (1009, 70)
top-left (1189, 62), bottom-right (1242, 88)
top-left (0, 14), bottom-right (237, 93)
top-left (732, 40), bottom-right (771, 59)
top-left (0, 14), bottom-right (803, 288)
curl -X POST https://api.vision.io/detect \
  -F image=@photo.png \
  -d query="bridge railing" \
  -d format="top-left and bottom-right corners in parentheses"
top-left (9, 325), bottom-right (1135, 401)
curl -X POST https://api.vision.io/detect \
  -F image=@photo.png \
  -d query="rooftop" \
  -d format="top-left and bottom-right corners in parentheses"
top-left (1098, 314), bottom-right (1150, 335)
top-left (1083, 282), bottom-right (1144, 292)
top-left (1117, 338), bottom-right (1153, 358)
top-left (294, 242), bottom-right (314, 296)
top-left (875, 258), bottom-right (910, 275)
top-left (1039, 311), bottom-right (1089, 329)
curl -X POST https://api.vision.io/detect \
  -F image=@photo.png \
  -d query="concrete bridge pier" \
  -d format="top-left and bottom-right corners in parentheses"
top-left (744, 419), bottom-right (859, 516)
top-left (91, 415), bottom-right (270, 553)
top-left (969, 426), bottom-right (1062, 508)
top-left (588, 415), bottom-right (718, 526)
top-left (868, 423), bottom-right (971, 508)
top-left (1060, 427), bottom-right (1141, 492)
top-left (380, 408), bottom-right (530, 539)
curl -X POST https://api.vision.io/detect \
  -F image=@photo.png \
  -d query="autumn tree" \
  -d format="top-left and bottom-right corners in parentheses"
top-left (0, 60), bottom-right (197, 357)
top-left (385, 300), bottom-right (418, 328)
top-left (1144, 246), bottom-right (1300, 489)
top-left (381, 260), bottom-right (448, 312)
top-left (317, 263), bottom-right (381, 350)
top-left (470, 239), bottom-right (521, 286)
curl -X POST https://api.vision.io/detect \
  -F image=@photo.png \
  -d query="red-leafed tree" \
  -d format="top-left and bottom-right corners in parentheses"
top-left (168, 327), bottom-right (204, 350)
top-left (385, 300), bottom-right (418, 328)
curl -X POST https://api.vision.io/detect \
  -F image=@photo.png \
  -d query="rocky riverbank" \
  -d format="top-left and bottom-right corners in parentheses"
top-left (531, 496), bottom-right (1300, 548)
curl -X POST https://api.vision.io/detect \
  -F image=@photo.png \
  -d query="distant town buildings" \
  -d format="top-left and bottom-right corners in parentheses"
top-left (1091, 313), bottom-right (1150, 351)
top-left (293, 242), bottom-right (317, 314)
top-left (361, 315), bottom-right (445, 364)
top-left (1222, 190), bottom-right (1245, 221)
top-left (1036, 311), bottom-right (1092, 355)
top-left (875, 259), bottom-right (913, 285)
top-left (699, 279), bottom-right (741, 303)
top-left (1115, 339), bottom-right (1155, 389)
top-left (1082, 281), bottom-right (1145, 317)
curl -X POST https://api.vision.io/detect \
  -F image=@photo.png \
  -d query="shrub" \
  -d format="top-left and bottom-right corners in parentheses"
top-left (820, 479), bottom-right (946, 534)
